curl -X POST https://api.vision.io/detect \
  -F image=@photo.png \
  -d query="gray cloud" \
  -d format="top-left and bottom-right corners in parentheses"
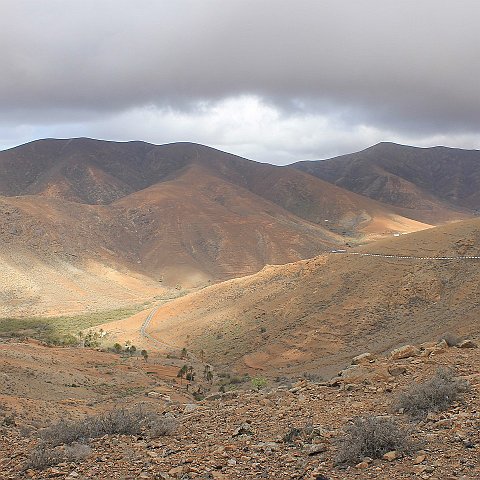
top-left (1, 0), bottom-right (480, 160)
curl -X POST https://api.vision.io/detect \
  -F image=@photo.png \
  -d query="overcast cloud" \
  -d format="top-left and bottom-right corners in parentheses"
top-left (1, 0), bottom-right (479, 163)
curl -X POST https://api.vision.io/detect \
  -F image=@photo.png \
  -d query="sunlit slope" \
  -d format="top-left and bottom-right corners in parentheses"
top-left (146, 218), bottom-right (480, 377)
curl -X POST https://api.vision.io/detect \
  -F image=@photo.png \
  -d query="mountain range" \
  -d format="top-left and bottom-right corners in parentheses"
top-left (1, 138), bottom-right (479, 317)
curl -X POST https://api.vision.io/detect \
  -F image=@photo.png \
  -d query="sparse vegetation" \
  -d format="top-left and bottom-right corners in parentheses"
top-left (395, 368), bottom-right (468, 417)
top-left (251, 376), bottom-right (267, 391)
top-left (216, 372), bottom-right (250, 391)
top-left (336, 416), bottom-right (412, 465)
top-left (39, 406), bottom-right (177, 448)
top-left (185, 365), bottom-right (195, 381)
top-left (0, 306), bottom-right (144, 346)
top-left (27, 442), bottom-right (92, 470)
top-left (302, 372), bottom-right (324, 383)
top-left (177, 364), bottom-right (188, 384)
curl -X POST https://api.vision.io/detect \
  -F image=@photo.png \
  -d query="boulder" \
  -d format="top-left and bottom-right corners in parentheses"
top-left (183, 403), bottom-right (197, 414)
top-left (390, 345), bottom-right (420, 360)
top-left (337, 365), bottom-right (391, 384)
top-left (388, 365), bottom-right (407, 376)
top-left (351, 352), bottom-right (375, 365)
top-left (383, 450), bottom-right (397, 461)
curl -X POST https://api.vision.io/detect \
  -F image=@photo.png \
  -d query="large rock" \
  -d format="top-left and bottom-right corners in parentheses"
top-left (458, 339), bottom-right (477, 349)
top-left (388, 365), bottom-right (407, 377)
top-left (351, 352), bottom-right (375, 365)
top-left (337, 364), bottom-right (391, 384)
top-left (383, 450), bottom-right (397, 461)
top-left (389, 345), bottom-right (420, 360)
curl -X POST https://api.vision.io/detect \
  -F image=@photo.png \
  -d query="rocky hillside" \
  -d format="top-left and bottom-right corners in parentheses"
top-left (1, 337), bottom-right (478, 479)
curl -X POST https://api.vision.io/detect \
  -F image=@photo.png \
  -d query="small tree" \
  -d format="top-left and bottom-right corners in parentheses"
top-left (177, 364), bottom-right (188, 385)
top-left (204, 365), bottom-right (213, 383)
top-left (83, 331), bottom-right (101, 348)
top-left (141, 349), bottom-right (149, 362)
top-left (186, 365), bottom-right (195, 381)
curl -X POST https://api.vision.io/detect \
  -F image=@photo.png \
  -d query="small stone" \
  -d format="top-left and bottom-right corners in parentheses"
top-left (183, 403), bottom-right (197, 413)
top-left (227, 458), bottom-right (237, 466)
top-left (414, 454), bottom-right (427, 464)
top-left (383, 450), bottom-right (397, 461)
top-left (232, 423), bottom-right (253, 436)
top-left (168, 466), bottom-right (184, 476)
top-left (458, 339), bottom-right (477, 349)
top-left (305, 443), bottom-right (327, 456)
top-left (355, 461), bottom-right (369, 469)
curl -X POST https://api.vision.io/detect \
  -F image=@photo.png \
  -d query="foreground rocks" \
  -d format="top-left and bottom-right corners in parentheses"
top-left (0, 339), bottom-right (479, 479)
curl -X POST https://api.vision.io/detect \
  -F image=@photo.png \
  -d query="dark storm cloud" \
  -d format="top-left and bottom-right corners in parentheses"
top-left (1, 0), bottom-right (479, 160)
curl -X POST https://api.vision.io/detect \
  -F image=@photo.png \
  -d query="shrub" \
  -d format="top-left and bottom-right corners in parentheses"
top-left (26, 445), bottom-right (64, 470)
top-left (395, 368), bottom-right (468, 418)
top-left (147, 415), bottom-right (177, 438)
top-left (251, 377), bottom-right (267, 391)
top-left (336, 416), bottom-right (412, 465)
top-left (26, 442), bottom-right (92, 470)
top-left (40, 406), bottom-right (177, 447)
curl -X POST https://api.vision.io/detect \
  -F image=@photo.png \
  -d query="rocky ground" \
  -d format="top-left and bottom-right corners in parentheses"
top-left (1, 337), bottom-right (479, 479)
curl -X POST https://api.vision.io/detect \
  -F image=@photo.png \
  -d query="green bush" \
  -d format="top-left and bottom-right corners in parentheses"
top-left (251, 377), bottom-right (267, 391)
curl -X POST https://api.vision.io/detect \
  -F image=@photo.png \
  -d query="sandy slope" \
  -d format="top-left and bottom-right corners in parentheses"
top-left (138, 218), bottom-right (480, 377)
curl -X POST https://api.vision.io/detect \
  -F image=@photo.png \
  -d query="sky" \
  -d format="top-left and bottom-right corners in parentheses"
top-left (1, 0), bottom-right (479, 164)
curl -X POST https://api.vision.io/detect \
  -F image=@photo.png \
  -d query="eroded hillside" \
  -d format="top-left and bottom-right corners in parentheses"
top-left (144, 218), bottom-right (480, 377)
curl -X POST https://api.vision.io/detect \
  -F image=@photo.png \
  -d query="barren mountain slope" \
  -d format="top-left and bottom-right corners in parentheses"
top-left (294, 142), bottom-right (480, 223)
top-left (0, 139), bottom-right (441, 316)
top-left (111, 164), bottom-right (345, 283)
top-left (145, 218), bottom-right (480, 377)
top-left (0, 138), bottom-right (437, 234)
